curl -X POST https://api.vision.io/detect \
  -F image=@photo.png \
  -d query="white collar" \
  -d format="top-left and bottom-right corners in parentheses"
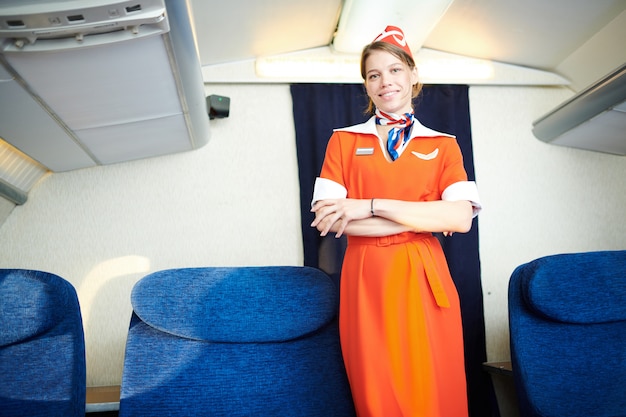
top-left (334, 116), bottom-right (455, 139)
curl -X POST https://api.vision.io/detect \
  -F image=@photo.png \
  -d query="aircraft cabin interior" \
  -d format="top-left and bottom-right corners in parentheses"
top-left (1, 0), bottom-right (625, 416)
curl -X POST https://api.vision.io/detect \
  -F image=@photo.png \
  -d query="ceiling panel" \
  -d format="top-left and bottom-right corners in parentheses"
top-left (190, 0), bottom-right (626, 74)
top-left (189, 0), bottom-right (342, 66)
top-left (423, 0), bottom-right (626, 70)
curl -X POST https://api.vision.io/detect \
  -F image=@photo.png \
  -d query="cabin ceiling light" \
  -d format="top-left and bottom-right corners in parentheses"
top-left (254, 47), bottom-right (495, 82)
top-left (255, 49), bottom-right (361, 80)
top-left (255, 0), bottom-right (463, 81)
top-left (332, 0), bottom-right (455, 54)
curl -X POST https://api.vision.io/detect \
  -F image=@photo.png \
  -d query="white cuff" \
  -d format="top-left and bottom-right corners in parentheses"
top-left (442, 181), bottom-right (482, 217)
top-left (311, 177), bottom-right (347, 207)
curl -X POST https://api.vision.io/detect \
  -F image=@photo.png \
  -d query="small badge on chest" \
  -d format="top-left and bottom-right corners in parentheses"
top-left (356, 147), bottom-right (374, 156)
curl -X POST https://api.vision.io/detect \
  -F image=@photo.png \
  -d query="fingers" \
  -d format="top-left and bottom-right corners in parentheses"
top-left (334, 218), bottom-right (348, 238)
top-left (311, 199), bottom-right (334, 212)
top-left (310, 199), bottom-right (356, 238)
top-left (310, 200), bottom-right (331, 227)
top-left (320, 212), bottom-right (343, 237)
top-left (318, 215), bottom-right (346, 238)
top-left (310, 200), bottom-right (345, 238)
top-left (310, 200), bottom-right (339, 228)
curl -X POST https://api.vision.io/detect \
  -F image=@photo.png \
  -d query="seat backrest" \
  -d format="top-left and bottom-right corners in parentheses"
top-left (119, 266), bottom-right (355, 417)
top-left (0, 269), bottom-right (86, 417)
top-left (508, 250), bottom-right (626, 417)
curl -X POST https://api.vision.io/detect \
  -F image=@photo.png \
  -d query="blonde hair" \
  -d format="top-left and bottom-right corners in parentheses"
top-left (360, 41), bottom-right (422, 114)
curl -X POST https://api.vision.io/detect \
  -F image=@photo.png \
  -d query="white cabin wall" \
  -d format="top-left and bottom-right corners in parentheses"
top-left (0, 82), bottom-right (625, 386)
top-left (0, 83), bottom-right (303, 385)
top-left (470, 85), bottom-right (626, 361)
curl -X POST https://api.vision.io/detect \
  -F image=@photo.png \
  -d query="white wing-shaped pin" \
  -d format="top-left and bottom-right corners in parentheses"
top-left (411, 148), bottom-right (439, 160)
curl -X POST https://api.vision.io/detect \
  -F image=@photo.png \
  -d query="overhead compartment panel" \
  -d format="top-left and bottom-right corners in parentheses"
top-left (0, 0), bottom-right (210, 171)
top-left (0, 65), bottom-right (96, 171)
top-left (532, 63), bottom-right (626, 155)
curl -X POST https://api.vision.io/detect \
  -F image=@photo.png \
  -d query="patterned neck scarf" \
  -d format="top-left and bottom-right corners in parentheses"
top-left (375, 108), bottom-right (415, 161)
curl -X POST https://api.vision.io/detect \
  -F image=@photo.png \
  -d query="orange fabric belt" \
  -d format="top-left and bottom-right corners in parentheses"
top-left (348, 232), bottom-right (451, 308)
top-left (348, 232), bottom-right (432, 247)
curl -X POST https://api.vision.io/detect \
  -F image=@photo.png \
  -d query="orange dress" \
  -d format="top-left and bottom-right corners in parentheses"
top-left (316, 117), bottom-right (475, 417)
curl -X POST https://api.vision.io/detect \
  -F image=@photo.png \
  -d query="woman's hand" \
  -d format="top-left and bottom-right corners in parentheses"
top-left (311, 198), bottom-right (371, 237)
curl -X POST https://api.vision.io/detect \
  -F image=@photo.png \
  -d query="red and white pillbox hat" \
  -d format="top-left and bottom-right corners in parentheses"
top-left (372, 25), bottom-right (413, 58)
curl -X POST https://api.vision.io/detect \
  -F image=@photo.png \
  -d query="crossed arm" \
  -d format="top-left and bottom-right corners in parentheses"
top-left (311, 198), bottom-right (474, 238)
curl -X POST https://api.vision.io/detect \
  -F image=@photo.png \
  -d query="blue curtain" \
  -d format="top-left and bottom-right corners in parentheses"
top-left (291, 83), bottom-right (497, 417)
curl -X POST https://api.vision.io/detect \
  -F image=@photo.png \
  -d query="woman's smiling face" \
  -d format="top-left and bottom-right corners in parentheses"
top-left (364, 49), bottom-right (418, 115)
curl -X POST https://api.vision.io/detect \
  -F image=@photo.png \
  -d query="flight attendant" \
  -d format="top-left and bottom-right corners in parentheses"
top-left (311, 26), bottom-right (482, 417)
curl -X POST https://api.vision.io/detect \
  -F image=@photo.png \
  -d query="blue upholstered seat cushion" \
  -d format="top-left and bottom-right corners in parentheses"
top-left (509, 251), bottom-right (626, 417)
top-left (520, 250), bottom-right (626, 324)
top-left (0, 269), bottom-right (73, 346)
top-left (131, 266), bottom-right (338, 342)
top-left (0, 268), bottom-right (86, 417)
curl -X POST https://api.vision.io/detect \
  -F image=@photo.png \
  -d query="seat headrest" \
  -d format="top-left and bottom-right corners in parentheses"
top-left (0, 269), bottom-right (74, 346)
top-left (131, 266), bottom-right (338, 343)
top-left (518, 251), bottom-right (626, 324)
